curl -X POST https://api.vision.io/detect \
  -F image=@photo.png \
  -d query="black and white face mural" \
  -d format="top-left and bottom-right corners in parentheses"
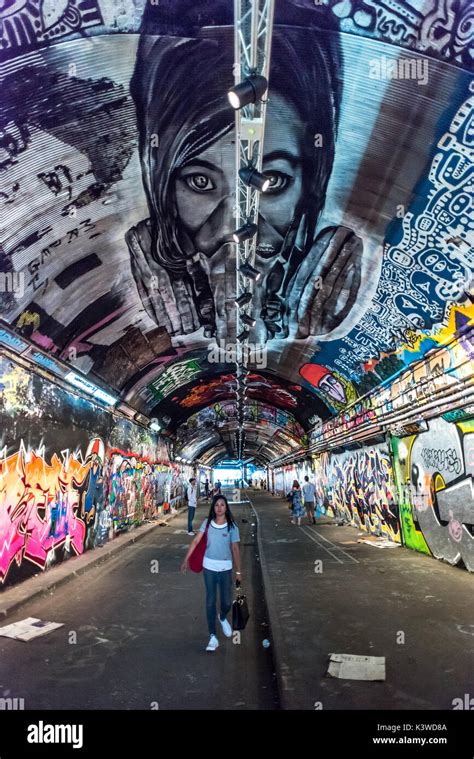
top-left (127, 16), bottom-right (349, 345)
top-left (0, 0), bottom-right (472, 450)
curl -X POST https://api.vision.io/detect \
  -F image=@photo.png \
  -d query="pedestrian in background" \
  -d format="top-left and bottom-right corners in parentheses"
top-left (187, 477), bottom-right (198, 535)
top-left (289, 480), bottom-right (305, 526)
top-left (302, 475), bottom-right (317, 524)
top-left (205, 478), bottom-right (210, 500)
top-left (181, 495), bottom-right (241, 652)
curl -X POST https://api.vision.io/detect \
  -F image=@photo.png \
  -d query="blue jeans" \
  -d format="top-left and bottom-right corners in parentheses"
top-left (187, 506), bottom-right (195, 532)
top-left (203, 569), bottom-right (232, 636)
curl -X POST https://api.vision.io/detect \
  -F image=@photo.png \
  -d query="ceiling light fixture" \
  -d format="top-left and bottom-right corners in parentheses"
top-left (235, 292), bottom-right (253, 308)
top-left (241, 314), bottom-right (256, 328)
top-left (239, 165), bottom-right (270, 193)
top-left (233, 221), bottom-right (258, 244)
top-left (237, 327), bottom-right (250, 342)
top-left (239, 260), bottom-right (261, 281)
top-left (227, 74), bottom-right (268, 110)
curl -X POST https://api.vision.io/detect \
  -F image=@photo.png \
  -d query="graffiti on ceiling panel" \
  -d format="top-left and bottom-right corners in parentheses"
top-left (1, 0), bottom-right (470, 65)
top-left (152, 371), bottom-right (327, 433)
top-left (0, 0), bottom-right (472, 426)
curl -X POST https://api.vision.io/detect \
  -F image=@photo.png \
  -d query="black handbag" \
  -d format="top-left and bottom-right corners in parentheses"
top-left (232, 594), bottom-right (250, 631)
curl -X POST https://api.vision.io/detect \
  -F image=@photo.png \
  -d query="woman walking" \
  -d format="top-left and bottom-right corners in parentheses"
top-left (181, 495), bottom-right (241, 652)
top-left (289, 480), bottom-right (305, 526)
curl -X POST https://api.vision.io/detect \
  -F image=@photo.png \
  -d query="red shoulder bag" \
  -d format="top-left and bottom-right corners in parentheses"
top-left (188, 523), bottom-right (210, 573)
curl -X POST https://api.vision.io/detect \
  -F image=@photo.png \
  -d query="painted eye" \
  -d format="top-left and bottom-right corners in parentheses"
top-left (264, 172), bottom-right (290, 193)
top-left (185, 174), bottom-right (215, 192)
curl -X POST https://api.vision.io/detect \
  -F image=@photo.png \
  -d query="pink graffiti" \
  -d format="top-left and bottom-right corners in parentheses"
top-left (0, 447), bottom-right (92, 582)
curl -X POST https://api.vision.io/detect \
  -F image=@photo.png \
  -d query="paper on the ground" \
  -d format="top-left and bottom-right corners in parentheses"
top-left (0, 617), bottom-right (64, 641)
top-left (328, 653), bottom-right (386, 681)
top-left (359, 538), bottom-right (400, 548)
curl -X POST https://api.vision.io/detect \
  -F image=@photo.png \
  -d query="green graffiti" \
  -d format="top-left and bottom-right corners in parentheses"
top-left (391, 436), bottom-right (431, 555)
top-left (148, 359), bottom-right (202, 401)
top-left (442, 408), bottom-right (474, 423)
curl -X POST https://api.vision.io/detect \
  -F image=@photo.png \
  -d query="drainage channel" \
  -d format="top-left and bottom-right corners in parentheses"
top-left (234, 497), bottom-right (281, 710)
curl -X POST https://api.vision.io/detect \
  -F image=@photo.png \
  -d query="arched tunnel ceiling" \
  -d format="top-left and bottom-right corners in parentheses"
top-left (174, 400), bottom-right (306, 464)
top-left (133, 367), bottom-right (328, 432)
top-left (0, 0), bottom-right (472, 462)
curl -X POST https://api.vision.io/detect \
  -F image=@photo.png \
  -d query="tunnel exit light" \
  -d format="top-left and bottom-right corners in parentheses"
top-left (65, 371), bottom-right (117, 406)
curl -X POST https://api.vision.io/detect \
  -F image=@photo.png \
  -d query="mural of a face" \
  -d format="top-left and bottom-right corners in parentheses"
top-left (127, 21), bottom-right (352, 344)
top-left (0, 0), bottom-right (471, 482)
top-left (318, 374), bottom-right (346, 404)
top-left (172, 93), bottom-right (307, 340)
top-left (172, 93), bottom-right (306, 255)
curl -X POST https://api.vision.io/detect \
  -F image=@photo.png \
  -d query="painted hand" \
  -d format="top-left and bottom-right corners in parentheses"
top-left (284, 226), bottom-right (363, 339)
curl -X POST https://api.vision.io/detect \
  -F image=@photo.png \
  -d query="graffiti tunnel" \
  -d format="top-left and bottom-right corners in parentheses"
top-left (0, 0), bottom-right (473, 726)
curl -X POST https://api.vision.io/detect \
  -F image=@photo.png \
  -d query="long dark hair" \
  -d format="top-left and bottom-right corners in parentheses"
top-left (207, 494), bottom-right (236, 528)
top-left (130, 16), bottom-right (342, 275)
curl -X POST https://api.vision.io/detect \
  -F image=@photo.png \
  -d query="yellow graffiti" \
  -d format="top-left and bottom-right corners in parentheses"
top-left (16, 311), bottom-right (40, 331)
top-left (398, 302), bottom-right (474, 357)
top-left (0, 366), bottom-right (32, 413)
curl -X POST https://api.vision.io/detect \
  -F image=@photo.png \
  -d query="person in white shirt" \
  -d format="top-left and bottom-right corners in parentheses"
top-left (302, 476), bottom-right (316, 524)
top-left (187, 477), bottom-right (198, 535)
top-left (181, 495), bottom-right (241, 652)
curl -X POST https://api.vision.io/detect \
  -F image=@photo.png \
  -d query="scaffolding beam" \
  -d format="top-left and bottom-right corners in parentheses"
top-left (233, 0), bottom-right (275, 459)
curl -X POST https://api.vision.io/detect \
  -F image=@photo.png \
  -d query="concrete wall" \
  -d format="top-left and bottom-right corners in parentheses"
top-left (0, 355), bottom-right (187, 587)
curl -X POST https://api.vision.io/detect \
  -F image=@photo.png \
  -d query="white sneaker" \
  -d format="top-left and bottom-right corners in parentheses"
top-left (206, 635), bottom-right (219, 651)
top-left (187, 531), bottom-right (196, 536)
top-left (219, 616), bottom-right (232, 637)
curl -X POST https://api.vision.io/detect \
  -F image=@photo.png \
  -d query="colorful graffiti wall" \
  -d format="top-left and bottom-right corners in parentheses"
top-left (312, 444), bottom-right (400, 541)
top-left (392, 416), bottom-right (474, 572)
top-left (0, 354), bottom-right (184, 586)
top-left (275, 413), bottom-right (474, 571)
top-left (1, 0), bottom-right (472, 444)
top-left (106, 450), bottom-right (185, 532)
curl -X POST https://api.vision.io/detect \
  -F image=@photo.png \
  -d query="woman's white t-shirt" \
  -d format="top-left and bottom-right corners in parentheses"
top-left (199, 519), bottom-right (240, 571)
